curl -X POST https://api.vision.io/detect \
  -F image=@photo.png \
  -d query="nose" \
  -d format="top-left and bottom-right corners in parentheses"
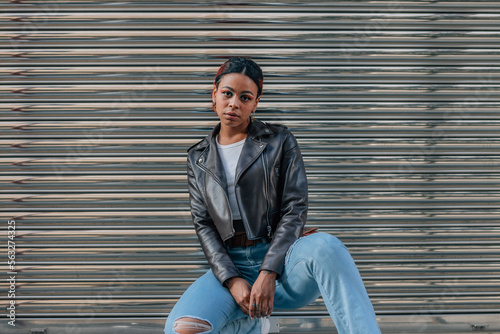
top-left (229, 95), bottom-right (239, 108)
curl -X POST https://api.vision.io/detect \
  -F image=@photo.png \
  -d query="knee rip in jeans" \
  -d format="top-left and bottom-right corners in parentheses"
top-left (173, 317), bottom-right (213, 334)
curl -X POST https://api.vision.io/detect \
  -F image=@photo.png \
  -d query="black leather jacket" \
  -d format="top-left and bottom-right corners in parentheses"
top-left (186, 119), bottom-right (308, 285)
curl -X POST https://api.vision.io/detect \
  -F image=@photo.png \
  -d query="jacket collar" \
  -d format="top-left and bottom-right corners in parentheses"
top-left (194, 119), bottom-right (272, 186)
top-left (194, 119), bottom-right (272, 151)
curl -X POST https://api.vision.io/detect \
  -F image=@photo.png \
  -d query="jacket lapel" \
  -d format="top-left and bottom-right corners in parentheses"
top-left (235, 122), bottom-right (269, 184)
top-left (195, 120), bottom-right (271, 189)
top-left (205, 138), bottom-right (227, 189)
top-left (236, 138), bottom-right (266, 184)
top-left (195, 136), bottom-right (228, 191)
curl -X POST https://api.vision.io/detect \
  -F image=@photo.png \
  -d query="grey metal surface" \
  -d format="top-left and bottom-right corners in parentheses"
top-left (2, 0), bottom-right (500, 332)
top-left (1, 315), bottom-right (500, 333)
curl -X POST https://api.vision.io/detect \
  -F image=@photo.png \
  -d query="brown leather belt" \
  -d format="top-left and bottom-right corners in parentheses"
top-left (227, 233), bottom-right (265, 248)
top-left (226, 227), bottom-right (320, 248)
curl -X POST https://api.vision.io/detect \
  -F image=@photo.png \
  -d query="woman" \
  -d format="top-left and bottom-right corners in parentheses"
top-left (165, 57), bottom-right (381, 334)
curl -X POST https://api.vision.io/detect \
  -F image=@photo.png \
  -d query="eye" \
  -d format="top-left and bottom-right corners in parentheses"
top-left (222, 91), bottom-right (233, 97)
top-left (241, 95), bottom-right (252, 102)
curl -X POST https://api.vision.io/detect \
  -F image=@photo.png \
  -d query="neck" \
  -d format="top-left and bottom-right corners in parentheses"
top-left (217, 122), bottom-right (250, 145)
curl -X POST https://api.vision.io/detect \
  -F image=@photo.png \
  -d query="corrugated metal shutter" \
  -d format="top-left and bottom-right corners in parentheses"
top-left (2, 1), bottom-right (500, 333)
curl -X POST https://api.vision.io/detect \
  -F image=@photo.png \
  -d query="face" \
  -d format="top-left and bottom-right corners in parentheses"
top-left (212, 72), bottom-right (260, 131)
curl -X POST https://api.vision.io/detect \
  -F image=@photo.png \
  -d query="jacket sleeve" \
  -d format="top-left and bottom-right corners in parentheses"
top-left (187, 157), bottom-right (241, 285)
top-left (260, 131), bottom-right (308, 277)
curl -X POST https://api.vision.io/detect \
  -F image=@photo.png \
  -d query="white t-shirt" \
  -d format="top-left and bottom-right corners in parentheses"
top-left (216, 136), bottom-right (246, 220)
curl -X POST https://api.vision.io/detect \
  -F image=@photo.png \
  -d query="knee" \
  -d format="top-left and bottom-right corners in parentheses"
top-left (309, 233), bottom-right (349, 260)
top-left (308, 232), bottom-right (345, 250)
top-left (173, 317), bottom-right (212, 334)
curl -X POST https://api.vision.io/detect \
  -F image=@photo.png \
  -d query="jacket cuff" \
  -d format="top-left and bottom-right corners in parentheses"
top-left (216, 267), bottom-right (242, 286)
top-left (259, 255), bottom-right (285, 279)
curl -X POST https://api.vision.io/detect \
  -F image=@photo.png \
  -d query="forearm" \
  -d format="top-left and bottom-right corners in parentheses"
top-left (195, 224), bottom-right (241, 284)
top-left (261, 134), bottom-right (308, 276)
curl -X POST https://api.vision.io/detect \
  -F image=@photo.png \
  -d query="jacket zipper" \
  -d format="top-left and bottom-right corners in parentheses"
top-left (262, 152), bottom-right (272, 238)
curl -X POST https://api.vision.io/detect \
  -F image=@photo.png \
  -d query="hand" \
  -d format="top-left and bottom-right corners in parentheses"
top-left (249, 270), bottom-right (277, 319)
top-left (226, 277), bottom-right (252, 315)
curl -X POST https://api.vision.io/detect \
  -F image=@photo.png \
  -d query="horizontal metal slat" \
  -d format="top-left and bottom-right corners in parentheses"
top-left (4, 0), bottom-right (500, 329)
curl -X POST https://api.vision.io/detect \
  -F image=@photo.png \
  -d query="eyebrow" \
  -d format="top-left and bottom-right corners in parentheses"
top-left (221, 86), bottom-right (255, 96)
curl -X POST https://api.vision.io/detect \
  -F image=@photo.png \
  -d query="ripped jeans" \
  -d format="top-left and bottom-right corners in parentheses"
top-left (164, 232), bottom-right (381, 334)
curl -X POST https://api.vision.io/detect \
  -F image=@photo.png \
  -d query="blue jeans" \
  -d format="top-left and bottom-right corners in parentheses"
top-left (164, 232), bottom-right (381, 334)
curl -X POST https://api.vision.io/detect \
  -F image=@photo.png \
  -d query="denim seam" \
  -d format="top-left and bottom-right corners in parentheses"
top-left (284, 236), bottom-right (303, 265)
top-left (315, 280), bottom-right (350, 333)
top-left (314, 239), bottom-right (351, 333)
top-left (277, 258), bottom-right (314, 288)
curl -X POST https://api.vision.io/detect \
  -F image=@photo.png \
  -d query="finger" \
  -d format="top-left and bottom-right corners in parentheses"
top-left (266, 306), bottom-right (272, 317)
top-left (267, 299), bottom-right (274, 317)
top-left (240, 303), bottom-right (249, 315)
top-left (260, 301), bottom-right (268, 318)
top-left (255, 301), bottom-right (262, 318)
top-left (243, 293), bottom-right (251, 317)
top-left (259, 300), bottom-right (267, 318)
top-left (249, 299), bottom-right (256, 319)
top-left (263, 306), bottom-right (270, 318)
top-left (248, 291), bottom-right (255, 319)
top-left (257, 299), bottom-right (269, 318)
top-left (259, 301), bottom-right (266, 318)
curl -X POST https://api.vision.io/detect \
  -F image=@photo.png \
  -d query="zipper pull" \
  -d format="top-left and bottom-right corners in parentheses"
top-left (267, 225), bottom-right (272, 238)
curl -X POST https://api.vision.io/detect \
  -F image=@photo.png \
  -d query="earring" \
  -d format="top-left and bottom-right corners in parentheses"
top-left (212, 101), bottom-right (216, 112)
top-left (250, 111), bottom-right (255, 122)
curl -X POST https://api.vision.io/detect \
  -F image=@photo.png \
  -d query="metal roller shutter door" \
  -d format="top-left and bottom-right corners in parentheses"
top-left (2, 1), bottom-right (500, 333)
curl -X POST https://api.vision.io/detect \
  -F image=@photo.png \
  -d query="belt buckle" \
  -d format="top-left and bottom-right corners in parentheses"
top-left (228, 234), bottom-right (244, 248)
top-left (228, 233), bottom-right (261, 248)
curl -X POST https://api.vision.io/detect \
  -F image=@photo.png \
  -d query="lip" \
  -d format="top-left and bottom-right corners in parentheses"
top-left (224, 112), bottom-right (240, 119)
